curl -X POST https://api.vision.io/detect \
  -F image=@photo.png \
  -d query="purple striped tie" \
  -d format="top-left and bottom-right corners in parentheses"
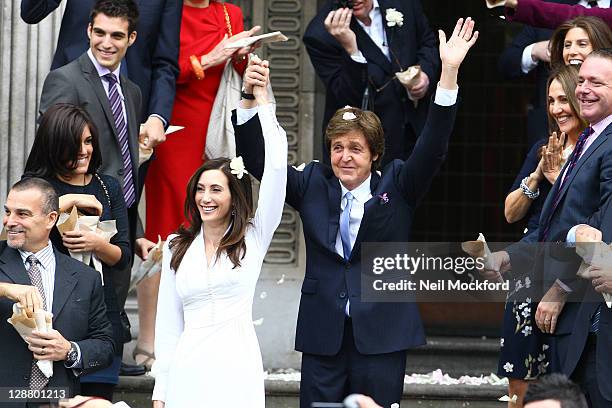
top-left (27, 255), bottom-right (49, 390)
top-left (104, 73), bottom-right (136, 208)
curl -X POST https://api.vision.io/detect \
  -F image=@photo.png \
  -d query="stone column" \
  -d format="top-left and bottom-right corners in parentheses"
top-left (0, 0), bottom-right (63, 208)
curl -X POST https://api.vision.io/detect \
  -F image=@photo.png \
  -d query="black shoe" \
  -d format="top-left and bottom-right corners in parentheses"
top-left (119, 361), bottom-right (146, 376)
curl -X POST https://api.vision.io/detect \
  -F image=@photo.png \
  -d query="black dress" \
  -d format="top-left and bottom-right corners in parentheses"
top-left (48, 174), bottom-right (131, 384)
top-left (497, 138), bottom-right (558, 380)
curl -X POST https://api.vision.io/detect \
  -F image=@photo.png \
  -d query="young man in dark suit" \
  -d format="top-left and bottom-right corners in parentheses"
top-left (234, 18), bottom-right (478, 408)
top-left (0, 178), bottom-right (114, 405)
top-left (303, 0), bottom-right (439, 165)
top-left (37, 0), bottom-right (143, 374)
top-left (21, 0), bottom-right (180, 151)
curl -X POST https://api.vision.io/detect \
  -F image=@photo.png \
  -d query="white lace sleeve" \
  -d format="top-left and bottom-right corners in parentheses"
top-left (151, 238), bottom-right (184, 402)
top-left (251, 103), bottom-right (288, 253)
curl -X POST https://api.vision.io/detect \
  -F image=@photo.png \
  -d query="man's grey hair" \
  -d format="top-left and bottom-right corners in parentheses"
top-left (11, 177), bottom-right (59, 214)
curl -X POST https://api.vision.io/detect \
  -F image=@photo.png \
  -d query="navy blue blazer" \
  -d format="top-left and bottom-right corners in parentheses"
top-left (503, 120), bottom-right (612, 403)
top-left (21, 0), bottom-right (181, 123)
top-left (303, 0), bottom-right (439, 164)
top-left (555, 197), bottom-right (612, 402)
top-left (233, 101), bottom-right (457, 355)
top-left (0, 242), bottom-right (114, 405)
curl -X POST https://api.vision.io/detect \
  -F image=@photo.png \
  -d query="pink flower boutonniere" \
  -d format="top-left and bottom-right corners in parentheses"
top-left (378, 193), bottom-right (389, 205)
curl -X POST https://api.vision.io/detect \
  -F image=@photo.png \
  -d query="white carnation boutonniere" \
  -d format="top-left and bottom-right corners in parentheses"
top-left (385, 8), bottom-right (404, 28)
top-left (230, 156), bottom-right (248, 179)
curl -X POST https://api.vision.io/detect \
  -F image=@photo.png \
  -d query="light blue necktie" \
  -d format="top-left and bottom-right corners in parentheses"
top-left (590, 305), bottom-right (601, 333)
top-left (340, 192), bottom-right (354, 261)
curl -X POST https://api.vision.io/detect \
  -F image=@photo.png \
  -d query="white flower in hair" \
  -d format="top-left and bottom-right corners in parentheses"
top-left (230, 156), bottom-right (248, 179)
top-left (386, 8), bottom-right (404, 27)
top-left (342, 111), bottom-right (357, 121)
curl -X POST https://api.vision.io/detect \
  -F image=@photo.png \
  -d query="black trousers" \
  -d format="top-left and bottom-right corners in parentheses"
top-left (300, 318), bottom-right (407, 408)
top-left (572, 334), bottom-right (612, 408)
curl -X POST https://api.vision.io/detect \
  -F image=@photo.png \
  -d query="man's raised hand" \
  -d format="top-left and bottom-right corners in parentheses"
top-left (439, 17), bottom-right (479, 70)
top-left (324, 8), bottom-right (358, 55)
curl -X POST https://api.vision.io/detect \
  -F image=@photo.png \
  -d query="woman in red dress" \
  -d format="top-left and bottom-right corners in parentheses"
top-left (138, 0), bottom-right (258, 369)
top-left (147, 0), bottom-right (256, 241)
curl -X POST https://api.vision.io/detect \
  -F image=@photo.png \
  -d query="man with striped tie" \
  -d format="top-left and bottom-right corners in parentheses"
top-left (485, 49), bottom-right (612, 407)
top-left (0, 177), bottom-right (114, 406)
top-left (38, 0), bottom-right (142, 315)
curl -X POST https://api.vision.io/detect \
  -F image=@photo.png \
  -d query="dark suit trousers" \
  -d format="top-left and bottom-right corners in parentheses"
top-left (110, 203), bottom-right (139, 312)
top-left (571, 335), bottom-right (612, 408)
top-left (300, 318), bottom-right (407, 408)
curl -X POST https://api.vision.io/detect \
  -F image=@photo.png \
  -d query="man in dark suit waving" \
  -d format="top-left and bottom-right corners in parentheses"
top-left (0, 178), bottom-right (113, 405)
top-left (234, 18), bottom-right (478, 408)
top-left (303, 0), bottom-right (439, 164)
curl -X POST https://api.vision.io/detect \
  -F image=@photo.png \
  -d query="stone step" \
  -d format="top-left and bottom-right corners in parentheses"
top-left (406, 336), bottom-right (501, 377)
top-left (124, 297), bottom-right (501, 377)
top-left (114, 375), bottom-right (507, 408)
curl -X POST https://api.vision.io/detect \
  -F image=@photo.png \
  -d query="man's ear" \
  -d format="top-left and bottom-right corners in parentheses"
top-left (87, 23), bottom-right (92, 40)
top-left (128, 31), bottom-right (137, 47)
top-left (47, 211), bottom-right (58, 229)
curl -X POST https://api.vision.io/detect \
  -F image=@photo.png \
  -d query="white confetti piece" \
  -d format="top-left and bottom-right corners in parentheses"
top-left (342, 111), bottom-right (356, 120)
top-left (499, 394), bottom-right (518, 403)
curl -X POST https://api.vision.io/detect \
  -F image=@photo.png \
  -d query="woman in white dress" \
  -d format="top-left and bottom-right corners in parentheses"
top-left (152, 59), bottom-right (286, 407)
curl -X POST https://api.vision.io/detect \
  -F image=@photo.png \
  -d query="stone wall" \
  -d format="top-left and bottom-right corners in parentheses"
top-left (0, 1), bottom-right (63, 209)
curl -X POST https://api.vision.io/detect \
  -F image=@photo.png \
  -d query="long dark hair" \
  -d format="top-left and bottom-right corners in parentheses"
top-left (550, 16), bottom-right (612, 68)
top-left (24, 103), bottom-right (102, 179)
top-left (169, 158), bottom-right (254, 271)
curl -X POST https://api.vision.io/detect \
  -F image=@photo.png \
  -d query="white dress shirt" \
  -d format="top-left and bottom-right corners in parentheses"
top-left (19, 241), bottom-right (55, 312)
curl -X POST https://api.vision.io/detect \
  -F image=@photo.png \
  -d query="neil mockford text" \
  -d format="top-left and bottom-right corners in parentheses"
top-left (369, 254), bottom-right (510, 293)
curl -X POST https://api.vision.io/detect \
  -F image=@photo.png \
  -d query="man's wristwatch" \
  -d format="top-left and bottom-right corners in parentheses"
top-left (241, 87), bottom-right (255, 100)
top-left (65, 342), bottom-right (79, 366)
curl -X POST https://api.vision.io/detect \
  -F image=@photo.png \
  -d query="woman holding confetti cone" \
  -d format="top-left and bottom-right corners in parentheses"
top-left (23, 103), bottom-right (131, 401)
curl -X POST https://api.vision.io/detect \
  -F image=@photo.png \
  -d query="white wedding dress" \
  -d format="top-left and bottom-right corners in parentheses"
top-left (152, 105), bottom-right (287, 407)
